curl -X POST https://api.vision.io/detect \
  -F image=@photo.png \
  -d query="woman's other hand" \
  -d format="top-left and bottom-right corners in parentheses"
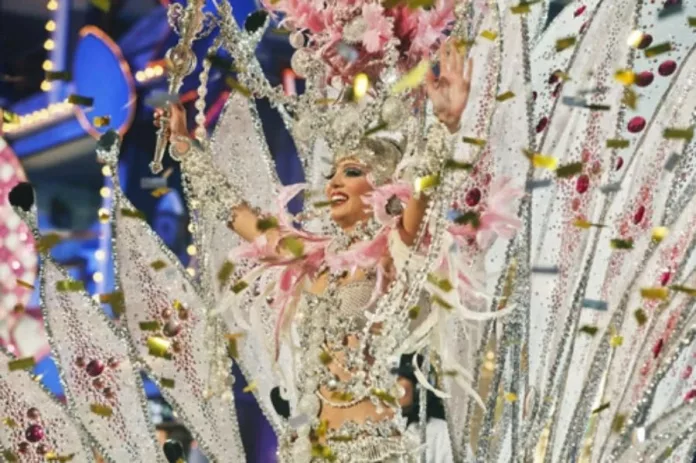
top-left (426, 40), bottom-right (473, 133)
top-left (154, 102), bottom-right (189, 141)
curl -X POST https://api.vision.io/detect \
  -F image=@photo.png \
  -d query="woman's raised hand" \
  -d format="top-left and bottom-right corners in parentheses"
top-left (153, 102), bottom-right (189, 141)
top-left (425, 40), bottom-right (473, 133)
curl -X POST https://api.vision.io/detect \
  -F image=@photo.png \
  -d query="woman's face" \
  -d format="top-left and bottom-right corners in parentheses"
top-left (325, 159), bottom-right (374, 230)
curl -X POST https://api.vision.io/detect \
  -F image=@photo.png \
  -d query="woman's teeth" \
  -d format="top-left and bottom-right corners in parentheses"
top-left (330, 193), bottom-right (348, 205)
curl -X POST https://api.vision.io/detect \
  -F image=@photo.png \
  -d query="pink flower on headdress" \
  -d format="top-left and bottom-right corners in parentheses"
top-left (362, 3), bottom-right (394, 53)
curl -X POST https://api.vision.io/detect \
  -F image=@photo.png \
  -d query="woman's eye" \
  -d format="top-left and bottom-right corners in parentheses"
top-left (344, 167), bottom-right (364, 177)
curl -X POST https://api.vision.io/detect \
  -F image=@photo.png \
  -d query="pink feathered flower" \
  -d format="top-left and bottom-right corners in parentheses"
top-left (361, 3), bottom-right (394, 53)
top-left (361, 180), bottom-right (413, 225)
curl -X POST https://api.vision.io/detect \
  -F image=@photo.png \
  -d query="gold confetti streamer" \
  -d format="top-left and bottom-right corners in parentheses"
top-left (670, 285), bottom-right (696, 296)
top-left (217, 261), bottom-right (235, 287)
top-left (592, 402), bottom-right (611, 414)
top-left (585, 103), bottom-right (611, 111)
top-left (640, 287), bottom-right (669, 300)
top-left (606, 139), bottom-right (630, 149)
top-left (17, 279), bottom-right (35, 291)
top-left (634, 309), bottom-right (648, 326)
top-left (391, 60), bottom-right (430, 94)
top-left (614, 69), bottom-right (635, 86)
top-left (93, 116), bottom-right (111, 127)
top-left (3, 417), bottom-right (17, 427)
top-left (150, 260), bottom-right (167, 271)
top-left (319, 350), bottom-right (333, 365)
top-left (364, 121), bottom-right (389, 136)
top-left (431, 295), bottom-right (453, 310)
top-left (645, 42), bottom-right (672, 58)
top-left (99, 209), bottom-right (110, 223)
top-left (100, 291), bottom-right (125, 316)
top-left (453, 211), bottom-right (480, 228)
top-left (45, 452), bottom-right (76, 462)
top-left (139, 321), bottom-right (161, 331)
top-left (427, 274), bottom-right (453, 292)
top-left (243, 381), bottom-right (257, 393)
top-left (147, 337), bottom-right (172, 359)
top-left (495, 91), bottom-right (515, 101)
top-left (612, 414), bottom-right (626, 433)
top-left (352, 73), bottom-right (369, 100)
top-left (231, 281), bottom-right (249, 294)
top-left (652, 226), bottom-right (668, 242)
top-left (151, 187), bottom-right (170, 198)
top-left (90, 403), bottom-right (113, 417)
top-left (37, 233), bottom-right (63, 253)
top-left (160, 378), bottom-right (175, 389)
top-left (573, 218), bottom-right (605, 229)
top-left (531, 154), bottom-right (558, 171)
top-left (45, 71), bottom-right (72, 81)
top-left (610, 239), bottom-right (633, 250)
top-left (226, 333), bottom-right (243, 358)
top-left (408, 306), bottom-right (421, 319)
top-left (663, 127), bottom-right (694, 141)
top-left (504, 392), bottom-right (518, 402)
top-left (256, 217), bottom-right (279, 231)
top-left (622, 88), bottom-right (638, 110)
top-left (552, 70), bottom-right (571, 81)
top-left (225, 77), bottom-right (252, 97)
top-left (556, 36), bottom-right (577, 51)
top-left (56, 280), bottom-right (84, 292)
top-left (280, 236), bottom-right (304, 258)
top-left (312, 200), bottom-right (332, 208)
top-left (120, 208), bottom-right (146, 220)
top-left (371, 388), bottom-right (397, 405)
top-left (610, 335), bottom-right (624, 347)
top-left (461, 136), bottom-right (486, 146)
top-left (579, 325), bottom-right (598, 335)
top-left (556, 162), bottom-right (583, 178)
top-left (414, 174), bottom-right (440, 194)
top-left (68, 94), bottom-right (94, 107)
top-left (689, 17), bottom-right (696, 27)
top-left (90, 0), bottom-right (111, 12)
top-left (481, 30), bottom-right (498, 41)
top-left (444, 159), bottom-right (474, 170)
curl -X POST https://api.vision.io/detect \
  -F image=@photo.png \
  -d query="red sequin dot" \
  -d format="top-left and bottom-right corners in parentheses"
top-left (25, 424), bottom-right (44, 443)
top-left (532, 91), bottom-right (538, 101)
top-left (552, 83), bottom-right (562, 98)
top-left (638, 33), bottom-right (653, 49)
top-left (107, 357), bottom-right (119, 369)
top-left (575, 175), bottom-right (590, 194)
top-left (465, 188), bottom-right (482, 207)
top-left (86, 359), bottom-right (105, 377)
top-left (627, 116), bottom-right (646, 133)
top-left (658, 60), bottom-right (677, 77)
top-left (536, 117), bottom-right (549, 133)
top-left (615, 157), bottom-right (624, 170)
top-left (574, 5), bottom-right (587, 16)
top-left (548, 71), bottom-right (560, 85)
top-left (93, 377), bottom-right (105, 389)
top-left (652, 338), bottom-right (664, 358)
top-left (660, 271), bottom-right (672, 286)
top-left (579, 21), bottom-right (589, 34)
top-left (571, 197), bottom-right (581, 211)
top-left (18, 442), bottom-right (30, 454)
top-left (685, 389), bottom-right (696, 401)
top-left (633, 205), bottom-right (646, 224)
top-left (635, 71), bottom-right (654, 87)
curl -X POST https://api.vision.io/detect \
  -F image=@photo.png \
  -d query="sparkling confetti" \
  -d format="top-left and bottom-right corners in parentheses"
top-left (606, 139), bottom-right (630, 149)
top-left (556, 36), bottom-right (577, 51)
top-left (444, 159), bottom-right (474, 170)
top-left (160, 378), bottom-right (175, 389)
top-left (614, 69), bottom-right (635, 86)
top-left (495, 91), bottom-right (515, 101)
top-left (579, 325), bottom-right (598, 336)
top-left (8, 357), bottom-right (36, 371)
top-left (640, 287), bottom-right (669, 300)
top-left (256, 217), bottom-right (279, 231)
top-left (652, 226), bottom-right (669, 242)
top-left (634, 309), bottom-right (648, 326)
top-left (243, 381), bottom-right (257, 393)
top-left (592, 402), bottom-right (610, 414)
top-left (93, 116), bottom-right (111, 127)
top-left (45, 71), bottom-right (72, 82)
top-left (150, 260), bottom-right (167, 271)
top-left (225, 77), bottom-right (252, 97)
top-left (556, 162), bottom-right (583, 178)
top-left (352, 73), bottom-right (370, 100)
top-left (139, 321), bottom-right (161, 331)
top-left (610, 335), bottom-right (624, 347)
top-left (461, 136), bottom-right (486, 146)
top-left (56, 280), bottom-right (85, 292)
top-left (231, 281), bottom-right (249, 294)
top-left (663, 127), bottom-right (694, 141)
top-left (90, 403), bottom-right (113, 417)
top-left (481, 30), bottom-right (498, 41)
top-left (68, 94), bottom-right (94, 107)
top-left (645, 42), bottom-right (672, 58)
top-left (147, 337), bottom-right (172, 359)
top-left (610, 239), bottom-right (633, 250)
top-left (391, 60), bottom-right (430, 94)
top-left (582, 299), bottom-right (608, 311)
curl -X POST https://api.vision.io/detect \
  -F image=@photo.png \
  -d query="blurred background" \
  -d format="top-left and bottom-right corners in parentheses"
top-left (0, 0), bottom-right (569, 461)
